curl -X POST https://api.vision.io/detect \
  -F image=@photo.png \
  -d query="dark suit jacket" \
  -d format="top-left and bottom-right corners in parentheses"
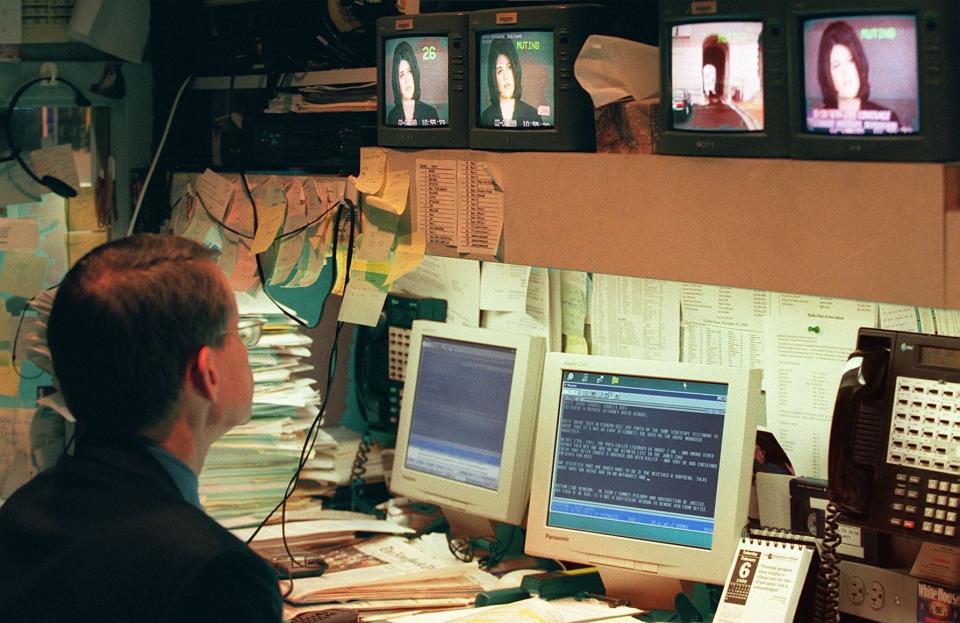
top-left (0, 436), bottom-right (282, 623)
top-left (480, 99), bottom-right (542, 127)
top-left (386, 99), bottom-right (440, 126)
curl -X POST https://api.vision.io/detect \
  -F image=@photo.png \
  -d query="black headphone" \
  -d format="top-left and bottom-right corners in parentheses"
top-left (1, 77), bottom-right (92, 198)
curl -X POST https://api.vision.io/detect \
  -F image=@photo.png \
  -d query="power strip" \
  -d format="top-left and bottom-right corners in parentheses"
top-left (839, 560), bottom-right (917, 623)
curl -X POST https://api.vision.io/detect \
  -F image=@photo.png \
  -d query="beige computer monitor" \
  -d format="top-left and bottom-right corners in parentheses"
top-left (391, 320), bottom-right (546, 527)
top-left (525, 353), bottom-right (761, 605)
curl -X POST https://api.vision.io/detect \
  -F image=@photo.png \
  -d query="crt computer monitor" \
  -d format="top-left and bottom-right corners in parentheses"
top-left (377, 12), bottom-right (469, 148)
top-left (788, 0), bottom-right (960, 161)
top-left (659, 0), bottom-right (789, 157)
top-left (390, 320), bottom-right (546, 527)
top-left (468, 4), bottom-right (608, 152)
top-left (525, 353), bottom-right (762, 589)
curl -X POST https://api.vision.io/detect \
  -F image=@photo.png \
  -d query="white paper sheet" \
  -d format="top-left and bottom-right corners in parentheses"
top-left (390, 256), bottom-right (481, 327)
top-left (589, 275), bottom-right (680, 361)
top-left (762, 316), bottom-right (863, 478)
top-left (480, 262), bottom-right (530, 312)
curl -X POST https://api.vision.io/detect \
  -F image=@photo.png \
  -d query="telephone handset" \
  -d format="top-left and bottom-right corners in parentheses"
top-left (828, 328), bottom-right (960, 544)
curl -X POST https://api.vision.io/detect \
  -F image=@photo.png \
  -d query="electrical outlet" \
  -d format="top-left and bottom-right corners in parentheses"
top-left (848, 576), bottom-right (865, 605)
top-left (839, 560), bottom-right (916, 623)
top-left (869, 580), bottom-right (884, 610)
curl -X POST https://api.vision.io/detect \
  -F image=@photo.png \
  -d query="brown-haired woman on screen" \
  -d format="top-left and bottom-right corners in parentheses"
top-left (480, 38), bottom-right (542, 128)
top-left (387, 40), bottom-right (440, 127)
top-left (816, 20), bottom-right (899, 131)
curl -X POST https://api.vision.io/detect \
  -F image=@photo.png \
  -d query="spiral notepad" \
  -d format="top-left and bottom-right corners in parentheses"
top-left (713, 528), bottom-right (817, 623)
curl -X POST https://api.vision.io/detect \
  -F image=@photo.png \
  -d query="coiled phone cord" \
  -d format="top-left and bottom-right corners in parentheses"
top-left (812, 501), bottom-right (843, 622)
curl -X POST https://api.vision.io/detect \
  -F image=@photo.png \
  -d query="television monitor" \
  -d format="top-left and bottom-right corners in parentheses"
top-left (659, 0), bottom-right (790, 157)
top-left (390, 320), bottom-right (546, 526)
top-left (525, 354), bottom-right (761, 593)
top-left (788, 0), bottom-right (960, 161)
top-left (377, 12), bottom-right (469, 148)
top-left (468, 4), bottom-right (608, 152)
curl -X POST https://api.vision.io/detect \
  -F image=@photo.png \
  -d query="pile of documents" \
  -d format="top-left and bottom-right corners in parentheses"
top-left (295, 425), bottom-right (390, 496)
top-left (199, 297), bottom-right (323, 528)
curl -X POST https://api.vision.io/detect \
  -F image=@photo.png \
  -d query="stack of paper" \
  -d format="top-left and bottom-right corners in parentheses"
top-left (297, 425), bottom-right (388, 491)
top-left (199, 299), bottom-right (323, 528)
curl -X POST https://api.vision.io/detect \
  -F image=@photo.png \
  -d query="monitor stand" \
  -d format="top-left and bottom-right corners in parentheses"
top-left (442, 507), bottom-right (499, 541)
top-left (598, 566), bottom-right (689, 610)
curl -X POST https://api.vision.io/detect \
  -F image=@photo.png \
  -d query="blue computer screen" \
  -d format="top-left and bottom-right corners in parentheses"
top-left (405, 336), bottom-right (517, 490)
top-left (547, 371), bottom-right (728, 549)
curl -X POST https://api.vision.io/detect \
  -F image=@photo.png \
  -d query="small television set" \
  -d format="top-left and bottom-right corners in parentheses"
top-left (788, 0), bottom-right (960, 161)
top-left (377, 12), bottom-right (469, 148)
top-left (468, 4), bottom-right (608, 152)
top-left (525, 354), bottom-right (761, 605)
top-left (390, 320), bottom-right (546, 527)
top-left (659, 0), bottom-right (790, 157)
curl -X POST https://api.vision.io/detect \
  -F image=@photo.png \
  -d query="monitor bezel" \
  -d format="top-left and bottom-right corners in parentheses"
top-left (376, 12), bottom-right (470, 148)
top-left (390, 320), bottom-right (546, 526)
top-left (658, 0), bottom-right (790, 157)
top-left (467, 4), bottom-right (605, 152)
top-left (787, 0), bottom-right (960, 161)
top-left (525, 353), bottom-right (761, 585)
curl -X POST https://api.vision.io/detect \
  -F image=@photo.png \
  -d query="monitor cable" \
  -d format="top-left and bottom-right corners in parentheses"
top-left (2, 76), bottom-right (91, 198)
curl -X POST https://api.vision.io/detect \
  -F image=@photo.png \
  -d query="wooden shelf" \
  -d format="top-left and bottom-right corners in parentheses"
top-left (385, 149), bottom-right (960, 309)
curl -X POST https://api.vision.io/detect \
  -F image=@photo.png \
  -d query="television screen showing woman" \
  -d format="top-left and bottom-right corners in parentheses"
top-left (478, 31), bottom-right (555, 129)
top-left (803, 16), bottom-right (919, 135)
top-left (384, 36), bottom-right (450, 128)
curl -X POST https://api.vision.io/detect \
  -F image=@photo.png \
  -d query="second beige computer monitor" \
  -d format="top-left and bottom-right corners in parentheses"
top-left (525, 353), bottom-right (761, 588)
top-left (390, 320), bottom-right (546, 526)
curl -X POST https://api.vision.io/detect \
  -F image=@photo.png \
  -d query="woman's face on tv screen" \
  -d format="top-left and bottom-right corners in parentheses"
top-left (829, 44), bottom-right (860, 101)
top-left (495, 53), bottom-right (515, 98)
top-left (398, 59), bottom-right (416, 101)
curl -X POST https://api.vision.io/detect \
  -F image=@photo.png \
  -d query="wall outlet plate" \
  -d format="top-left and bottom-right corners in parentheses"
top-left (839, 560), bottom-right (917, 623)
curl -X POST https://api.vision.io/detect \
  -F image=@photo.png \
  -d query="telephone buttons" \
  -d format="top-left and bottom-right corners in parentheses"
top-left (938, 495), bottom-right (948, 506)
top-left (937, 509), bottom-right (948, 520)
top-left (907, 490), bottom-right (920, 499)
top-left (891, 502), bottom-right (905, 511)
top-left (927, 493), bottom-right (938, 504)
top-left (897, 473), bottom-right (909, 482)
top-left (906, 505), bottom-right (918, 514)
top-left (950, 498), bottom-right (959, 508)
top-left (951, 483), bottom-right (960, 494)
top-left (948, 511), bottom-right (958, 522)
top-left (930, 479), bottom-right (940, 489)
top-left (903, 520), bottom-right (916, 530)
top-left (947, 526), bottom-right (956, 537)
top-left (935, 524), bottom-right (945, 535)
top-left (940, 481), bottom-right (951, 492)
top-left (890, 517), bottom-right (902, 527)
top-left (909, 475), bottom-right (922, 485)
top-left (925, 507), bottom-right (935, 518)
top-left (893, 487), bottom-right (906, 497)
top-left (924, 521), bottom-right (934, 532)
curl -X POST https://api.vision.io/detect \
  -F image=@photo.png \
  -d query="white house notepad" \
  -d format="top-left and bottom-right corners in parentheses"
top-left (713, 536), bottom-right (814, 623)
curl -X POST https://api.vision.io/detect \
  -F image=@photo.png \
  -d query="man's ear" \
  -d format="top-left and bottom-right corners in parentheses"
top-left (188, 345), bottom-right (219, 402)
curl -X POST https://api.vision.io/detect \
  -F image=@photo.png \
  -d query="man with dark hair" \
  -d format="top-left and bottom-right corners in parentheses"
top-left (0, 234), bottom-right (282, 622)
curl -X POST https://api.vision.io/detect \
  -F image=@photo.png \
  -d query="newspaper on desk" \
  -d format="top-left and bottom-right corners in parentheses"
top-left (283, 533), bottom-right (495, 604)
top-left (383, 597), bottom-right (642, 623)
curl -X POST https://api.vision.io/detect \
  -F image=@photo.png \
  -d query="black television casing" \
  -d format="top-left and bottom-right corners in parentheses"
top-left (377, 12), bottom-right (469, 148)
top-left (659, 0), bottom-right (790, 158)
top-left (468, 4), bottom-right (607, 152)
top-left (788, 0), bottom-right (960, 162)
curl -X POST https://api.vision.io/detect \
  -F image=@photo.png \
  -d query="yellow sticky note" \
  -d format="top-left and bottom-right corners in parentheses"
top-left (67, 231), bottom-right (108, 268)
top-left (564, 335), bottom-right (590, 354)
top-left (0, 351), bottom-right (20, 397)
top-left (0, 252), bottom-right (48, 296)
top-left (67, 187), bottom-right (101, 232)
top-left (338, 277), bottom-right (388, 327)
top-left (370, 169), bottom-right (410, 215)
top-left (355, 148), bottom-right (388, 195)
top-left (268, 230), bottom-right (306, 286)
top-left (384, 231), bottom-right (426, 285)
top-left (250, 181), bottom-right (287, 254)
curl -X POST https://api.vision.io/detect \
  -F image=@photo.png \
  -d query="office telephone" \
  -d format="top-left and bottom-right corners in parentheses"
top-left (828, 328), bottom-right (960, 544)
